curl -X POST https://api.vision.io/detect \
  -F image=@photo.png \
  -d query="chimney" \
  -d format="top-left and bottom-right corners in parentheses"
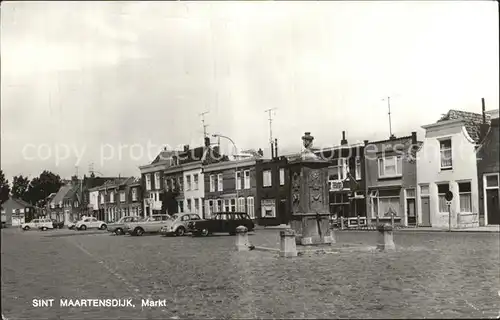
top-left (341, 131), bottom-right (348, 145)
top-left (274, 138), bottom-right (278, 158)
top-left (479, 98), bottom-right (490, 142)
top-left (411, 131), bottom-right (417, 144)
top-left (183, 145), bottom-right (189, 152)
top-left (257, 148), bottom-right (264, 157)
top-left (270, 141), bottom-right (275, 158)
top-left (482, 98), bottom-right (486, 124)
top-left (204, 137), bottom-right (211, 147)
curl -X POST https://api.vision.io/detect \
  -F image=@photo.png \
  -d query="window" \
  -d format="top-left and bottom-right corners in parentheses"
top-left (194, 198), bottom-right (200, 214)
top-left (438, 183), bottom-right (450, 213)
top-left (355, 157), bottom-right (362, 180)
top-left (459, 182), bottom-right (472, 212)
top-left (378, 156), bottom-right (403, 178)
top-left (216, 199), bottom-right (222, 212)
top-left (186, 199), bottom-right (192, 212)
top-left (165, 178), bottom-right (170, 191)
top-left (235, 171), bottom-right (242, 190)
top-left (177, 176), bottom-right (183, 191)
top-left (132, 188), bottom-right (138, 201)
top-left (193, 174), bottom-right (199, 190)
top-left (110, 192), bottom-right (115, 203)
top-left (244, 170), bottom-right (250, 189)
top-left (120, 191), bottom-right (125, 202)
top-left (224, 199), bottom-right (230, 212)
top-left (261, 199), bottom-right (276, 218)
top-left (178, 200), bottom-right (184, 213)
top-left (207, 200), bottom-right (214, 218)
top-left (154, 172), bottom-right (160, 189)
top-left (247, 197), bottom-right (255, 219)
top-left (186, 175), bottom-right (191, 191)
top-left (74, 201), bottom-right (79, 207)
top-left (330, 158), bottom-right (347, 181)
top-left (378, 197), bottom-right (400, 217)
top-left (486, 174), bottom-right (499, 188)
top-left (420, 184), bottom-right (430, 196)
top-left (100, 194), bottom-right (104, 204)
top-left (263, 170), bottom-right (272, 187)
top-left (440, 139), bottom-right (452, 169)
top-left (238, 197), bottom-right (245, 212)
top-left (279, 168), bottom-right (285, 186)
top-left (145, 174), bottom-right (151, 191)
top-left (230, 199), bottom-right (236, 212)
top-left (217, 174), bottom-right (223, 191)
top-left (209, 175), bottom-right (215, 192)
top-left (406, 189), bottom-right (416, 198)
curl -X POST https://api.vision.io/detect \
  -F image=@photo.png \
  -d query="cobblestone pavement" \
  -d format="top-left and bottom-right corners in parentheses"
top-left (2, 228), bottom-right (499, 319)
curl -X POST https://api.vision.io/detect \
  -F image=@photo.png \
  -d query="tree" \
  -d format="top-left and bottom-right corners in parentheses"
top-left (11, 175), bottom-right (30, 201)
top-left (0, 170), bottom-right (11, 207)
top-left (25, 170), bottom-right (63, 207)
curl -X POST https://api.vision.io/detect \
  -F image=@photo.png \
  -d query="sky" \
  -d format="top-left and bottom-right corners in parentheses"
top-left (1, 1), bottom-right (499, 182)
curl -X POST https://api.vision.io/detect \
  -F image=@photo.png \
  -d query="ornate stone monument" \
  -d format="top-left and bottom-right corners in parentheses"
top-left (288, 132), bottom-right (333, 245)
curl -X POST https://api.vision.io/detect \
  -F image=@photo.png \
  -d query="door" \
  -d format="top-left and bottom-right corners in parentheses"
top-left (486, 189), bottom-right (500, 225)
top-left (420, 197), bottom-right (431, 227)
top-left (407, 199), bottom-right (416, 225)
top-left (279, 200), bottom-right (287, 225)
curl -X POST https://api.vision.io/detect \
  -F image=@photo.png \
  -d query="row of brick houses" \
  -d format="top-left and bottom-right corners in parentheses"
top-left (29, 105), bottom-right (497, 229)
top-left (134, 106), bottom-right (498, 228)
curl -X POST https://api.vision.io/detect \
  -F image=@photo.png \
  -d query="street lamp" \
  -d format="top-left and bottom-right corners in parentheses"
top-left (212, 134), bottom-right (240, 212)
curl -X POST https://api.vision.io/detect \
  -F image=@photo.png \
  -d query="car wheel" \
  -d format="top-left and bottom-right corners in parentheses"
top-left (134, 227), bottom-right (144, 236)
top-left (100, 224), bottom-right (107, 230)
top-left (175, 227), bottom-right (186, 237)
top-left (23, 226), bottom-right (30, 231)
top-left (115, 228), bottom-right (124, 235)
top-left (200, 228), bottom-right (209, 237)
top-left (80, 225), bottom-right (87, 231)
top-left (41, 227), bottom-right (48, 231)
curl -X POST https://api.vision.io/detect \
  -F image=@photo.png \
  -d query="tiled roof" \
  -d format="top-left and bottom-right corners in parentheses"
top-left (13, 197), bottom-right (33, 207)
top-left (438, 109), bottom-right (491, 143)
top-left (63, 184), bottom-right (82, 202)
top-left (51, 184), bottom-right (73, 204)
top-left (151, 150), bottom-right (178, 165)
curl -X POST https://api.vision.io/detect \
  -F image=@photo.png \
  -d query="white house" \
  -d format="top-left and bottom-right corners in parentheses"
top-left (416, 110), bottom-right (488, 228)
top-left (182, 162), bottom-right (204, 216)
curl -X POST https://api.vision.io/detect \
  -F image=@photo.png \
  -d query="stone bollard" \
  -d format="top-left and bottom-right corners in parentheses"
top-left (357, 215), bottom-right (361, 229)
top-left (456, 213), bottom-right (461, 229)
top-left (235, 225), bottom-right (250, 251)
top-left (376, 223), bottom-right (396, 252)
top-left (279, 229), bottom-right (298, 257)
top-left (340, 216), bottom-right (345, 230)
top-left (390, 214), bottom-right (395, 228)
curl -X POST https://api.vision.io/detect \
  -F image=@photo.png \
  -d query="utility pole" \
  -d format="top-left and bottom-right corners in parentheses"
top-left (382, 97), bottom-right (394, 138)
top-left (200, 111), bottom-right (210, 138)
top-left (264, 108), bottom-right (278, 157)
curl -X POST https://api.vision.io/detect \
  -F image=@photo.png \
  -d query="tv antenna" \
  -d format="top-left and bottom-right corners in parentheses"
top-left (200, 111), bottom-right (210, 138)
top-left (382, 96), bottom-right (395, 139)
top-left (264, 108), bottom-right (278, 152)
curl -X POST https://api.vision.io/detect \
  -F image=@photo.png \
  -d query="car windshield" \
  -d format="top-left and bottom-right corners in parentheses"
top-left (169, 214), bottom-right (180, 220)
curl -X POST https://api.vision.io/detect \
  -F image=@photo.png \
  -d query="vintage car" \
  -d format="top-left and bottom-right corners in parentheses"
top-left (160, 213), bottom-right (201, 236)
top-left (189, 212), bottom-right (255, 237)
top-left (21, 218), bottom-right (54, 231)
top-left (125, 214), bottom-right (170, 236)
top-left (107, 216), bottom-right (143, 235)
top-left (75, 217), bottom-right (107, 231)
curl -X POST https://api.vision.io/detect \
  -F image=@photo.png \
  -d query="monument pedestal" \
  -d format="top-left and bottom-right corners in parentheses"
top-left (291, 215), bottom-right (334, 245)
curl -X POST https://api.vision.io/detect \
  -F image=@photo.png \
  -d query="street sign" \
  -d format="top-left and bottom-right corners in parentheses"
top-left (446, 200), bottom-right (452, 206)
top-left (445, 191), bottom-right (453, 201)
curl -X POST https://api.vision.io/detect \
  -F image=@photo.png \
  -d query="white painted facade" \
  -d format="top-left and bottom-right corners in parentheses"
top-left (89, 191), bottom-right (99, 211)
top-left (416, 119), bottom-right (480, 228)
top-left (182, 163), bottom-right (204, 216)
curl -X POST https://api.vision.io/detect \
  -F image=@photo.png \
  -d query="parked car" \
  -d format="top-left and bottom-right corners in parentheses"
top-left (125, 214), bottom-right (170, 236)
top-left (189, 212), bottom-right (255, 237)
top-left (107, 216), bottom-right (144, 235)
top-left (21, 218), bottom-right (54, 231)
top-left (160, 213), bottom-right (201, 236)
top-left (75, 217), bottom-right (107, 231)
top-left (67, 221), bottom-right (76, 230)
top-left (52, 219), bottom-right (65, 229)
